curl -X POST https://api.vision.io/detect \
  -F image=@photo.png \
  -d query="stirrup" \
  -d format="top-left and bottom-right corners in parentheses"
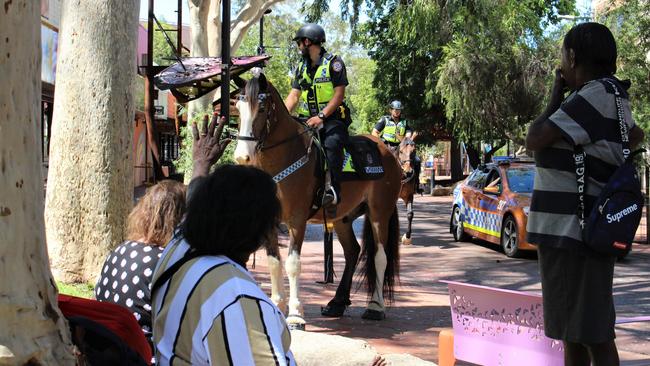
top-left (322, 187), bottom-right (339, 206)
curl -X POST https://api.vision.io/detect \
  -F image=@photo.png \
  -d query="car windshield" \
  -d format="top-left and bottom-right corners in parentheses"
top-left (506, 167), bottom-right (535, 193)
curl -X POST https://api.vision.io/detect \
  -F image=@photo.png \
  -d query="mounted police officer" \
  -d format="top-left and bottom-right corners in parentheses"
top-left (373, 101), bottom-right (423, 193)
top-left (372, 100), bottom-right (411, 151)
top-left (284, 23), bottom-right (351, 211)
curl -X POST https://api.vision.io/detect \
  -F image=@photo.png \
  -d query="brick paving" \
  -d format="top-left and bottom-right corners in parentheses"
top-left (248, 195), bottom-right (650, 364)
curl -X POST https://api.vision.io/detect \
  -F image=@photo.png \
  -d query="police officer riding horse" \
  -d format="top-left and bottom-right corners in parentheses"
top-left (373, 100), bottom-right (410, 155)
top-left (374, 100), bottom-right (422, 194)
top-left (284, 23), bottom-right (351, 213)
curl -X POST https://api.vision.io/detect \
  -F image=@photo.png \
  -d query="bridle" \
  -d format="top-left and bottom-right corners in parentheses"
top-left (235, 92), bottom-right (311, 152)
top-left (398, 140), bottom-right (416, 183)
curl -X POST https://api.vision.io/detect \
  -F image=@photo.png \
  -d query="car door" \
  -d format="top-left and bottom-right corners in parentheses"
top-left (477, 168), bottom-right (503, 245)
top-left (461, 169), bottom-right (488, 238)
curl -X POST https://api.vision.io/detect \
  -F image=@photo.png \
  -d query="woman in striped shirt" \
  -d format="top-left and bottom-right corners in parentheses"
top-left (526, 23), bottom-right (644, 366)
top-left (151, 115), bottom-right (295, 365)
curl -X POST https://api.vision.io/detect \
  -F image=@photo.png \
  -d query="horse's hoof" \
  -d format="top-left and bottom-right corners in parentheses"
top-left (321, 302), bottom-right (347, 317)
top-left (361, 309), bottom-right (386, 320)
top-left (401, 234), bottom-right (412, 245)
top-left (286, 314), bottom-right (306, 331)
top-left (287, 322), bottom-right (306, 331)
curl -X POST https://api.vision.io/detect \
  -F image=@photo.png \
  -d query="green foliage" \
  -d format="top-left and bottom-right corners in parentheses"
top-left (58, 281), bottom-right (95, 299)
top-left (347, 57), bottom-right (384, 134)
top-left (237, 14), bottom-right (303, 99)
top-left (353, 0), bottom-right (574, 148)
top-left (150, 19), bottom-right (182, 66)
top-left (598, 0), bottom-right (650, 133)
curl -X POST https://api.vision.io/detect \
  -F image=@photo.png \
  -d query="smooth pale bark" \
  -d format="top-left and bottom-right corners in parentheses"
top-left (45, 0), bottom-right (139, 282)
top-left (188, 0), bottom-right (285, 116)
top-left (0, 1), bottom-right (75, 364)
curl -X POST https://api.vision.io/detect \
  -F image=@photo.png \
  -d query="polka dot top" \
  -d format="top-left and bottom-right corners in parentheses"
top-left (95, 240), bottom-right (164, 342)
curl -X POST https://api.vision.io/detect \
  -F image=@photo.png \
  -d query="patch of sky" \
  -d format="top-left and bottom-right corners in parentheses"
top-left (544, 0), bottom-right (593, 36)
top-left (141, 0), bottom-right (368, 53)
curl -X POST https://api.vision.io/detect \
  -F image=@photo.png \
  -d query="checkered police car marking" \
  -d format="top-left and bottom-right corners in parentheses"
top-left (462, 205), bottom-right (502, 238)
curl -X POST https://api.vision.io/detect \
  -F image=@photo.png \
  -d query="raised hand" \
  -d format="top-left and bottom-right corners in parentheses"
top-left (191, 113), bottom-right (232, 179)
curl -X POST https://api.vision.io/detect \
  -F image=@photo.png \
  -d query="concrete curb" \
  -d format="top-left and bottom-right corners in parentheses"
top-left (290, 330), bottom-right (437, 366)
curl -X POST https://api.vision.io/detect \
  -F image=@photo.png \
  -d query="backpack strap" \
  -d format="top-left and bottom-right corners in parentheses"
top-left (574, 146), bottom-right (587, 230)
top-left (603, 79), bottom-right (631, 160)
top-left (151, 249), bottom-right (205, 296)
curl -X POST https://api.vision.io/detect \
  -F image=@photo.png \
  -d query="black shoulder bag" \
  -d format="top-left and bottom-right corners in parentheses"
top-left (574, 79), bottom-right (644, 257)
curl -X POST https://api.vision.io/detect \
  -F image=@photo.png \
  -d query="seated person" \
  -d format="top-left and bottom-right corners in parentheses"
top-left (95, 180), bottom-right (186, 346)
top-left (150, 115), bottom-right (295, 365)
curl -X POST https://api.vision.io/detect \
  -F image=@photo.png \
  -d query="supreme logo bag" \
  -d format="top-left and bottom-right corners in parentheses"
top-left (574, 79), bottom-right (644, 257)
top-left (576, 150), bottom-right (643, 256)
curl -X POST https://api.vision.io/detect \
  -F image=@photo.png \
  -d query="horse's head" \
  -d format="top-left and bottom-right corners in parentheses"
top-left (233, 69), bottom-right (276, 165)
top-left (399, 137), bottom-right (416, 174)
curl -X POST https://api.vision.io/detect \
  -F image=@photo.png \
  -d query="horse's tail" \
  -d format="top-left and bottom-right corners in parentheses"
top-left (359, 206), bottom-right (400, 303)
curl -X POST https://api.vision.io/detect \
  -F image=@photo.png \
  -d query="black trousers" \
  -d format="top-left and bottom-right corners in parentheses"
top-left (319, 120), bottom-right (349, 193)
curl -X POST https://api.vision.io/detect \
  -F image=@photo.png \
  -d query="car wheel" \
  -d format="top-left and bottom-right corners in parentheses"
top-left (501, 216), bottom-right (522, 258)
top-left (451, 206), bottom-right (470, 242)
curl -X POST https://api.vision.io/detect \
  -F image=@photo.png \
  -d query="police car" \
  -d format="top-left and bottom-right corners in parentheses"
top-left (450, 157), bottom-right (536, 257)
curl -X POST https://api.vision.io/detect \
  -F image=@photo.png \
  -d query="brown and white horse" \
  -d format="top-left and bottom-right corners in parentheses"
top-left (233, 72), bottom-right (401, 329)
top-left (398, 136), bottom-right (418, 245)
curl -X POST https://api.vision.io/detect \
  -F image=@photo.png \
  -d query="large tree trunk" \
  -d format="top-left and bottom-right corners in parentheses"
top-left (188, 0), bottom-right (287, 117)
top-left (0, 1), bottom-right (75, 364)
top-left (450, 138), bottom-right (464, 182)
top-left (188, 0), bottom-right (214, 117)
top-left (45, 0), bottom-right (139, 283)
top-left (465, 143), bottom-right (482, 169)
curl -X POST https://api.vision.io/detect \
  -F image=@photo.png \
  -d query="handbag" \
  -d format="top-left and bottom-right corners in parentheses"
top-left (574, 79), bottom-right (644, 257)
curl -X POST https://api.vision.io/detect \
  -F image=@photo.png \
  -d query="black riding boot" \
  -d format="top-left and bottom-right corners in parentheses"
top-left (321, 121), bottom-right (348, 209)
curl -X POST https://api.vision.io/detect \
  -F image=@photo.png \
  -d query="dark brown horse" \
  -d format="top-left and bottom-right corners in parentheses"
top-left (233, 71), bottom-right (401, 329)
top-left (398, 136), bottom-right (418, 245)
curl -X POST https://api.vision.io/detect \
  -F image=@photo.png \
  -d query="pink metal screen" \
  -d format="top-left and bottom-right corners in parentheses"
top-left (441, 280), bottom-right (564, 366)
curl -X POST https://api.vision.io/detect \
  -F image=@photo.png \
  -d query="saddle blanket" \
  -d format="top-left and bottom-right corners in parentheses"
top-left (341, 136), bottom-right (385, 181)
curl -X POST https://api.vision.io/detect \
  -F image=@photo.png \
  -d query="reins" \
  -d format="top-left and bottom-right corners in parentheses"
top-left (234, 94), bottom-right (313, 152)
top-left (236, 90), bottom-right (318, 184)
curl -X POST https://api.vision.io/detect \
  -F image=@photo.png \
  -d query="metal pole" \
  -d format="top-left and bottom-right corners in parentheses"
top-left (174, 0), bottom-right (183, 138)
top-left (259, 14), bottom-right (264, 54)
top-left (220, 0), bottom-right (231, 122)
top-left (177, 0), bottom-right (182, 55)
top-left (645, 165), bottom-right (650, 244)
top-left (145, 0), bottom-right (156, 182)
top-left (258, 9), bottom-right (271, 55)
top-left (319, 223), bottom-right (334, 284)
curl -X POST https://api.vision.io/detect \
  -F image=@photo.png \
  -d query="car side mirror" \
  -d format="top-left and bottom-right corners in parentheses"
top-left (483, 186), bottom-right (499, 194)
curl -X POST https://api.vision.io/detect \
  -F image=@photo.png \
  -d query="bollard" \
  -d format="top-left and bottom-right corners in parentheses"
top-left (438, 328), bottom-right (456, 366)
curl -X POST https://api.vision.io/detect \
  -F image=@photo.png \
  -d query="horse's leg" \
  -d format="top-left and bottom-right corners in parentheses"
top-left (402, 193), bottom-right (414, 245)
top-left (266, 233), bottom-right (287, 314)
top-left (285, 222), bottom-right (306, 329)
top-left (362, 207), bottom-right (399, 320)
top-left (321, 219), bottom-right (360, 317)
top-left (364, 219), bottom-right (388, 317)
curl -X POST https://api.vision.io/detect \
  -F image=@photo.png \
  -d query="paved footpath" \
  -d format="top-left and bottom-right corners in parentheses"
top-left (249, 195), bottom-right (650, 364)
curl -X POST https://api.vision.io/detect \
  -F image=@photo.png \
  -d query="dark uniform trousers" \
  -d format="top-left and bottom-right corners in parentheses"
top-left (319, 119), bottom-right (349, 196)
